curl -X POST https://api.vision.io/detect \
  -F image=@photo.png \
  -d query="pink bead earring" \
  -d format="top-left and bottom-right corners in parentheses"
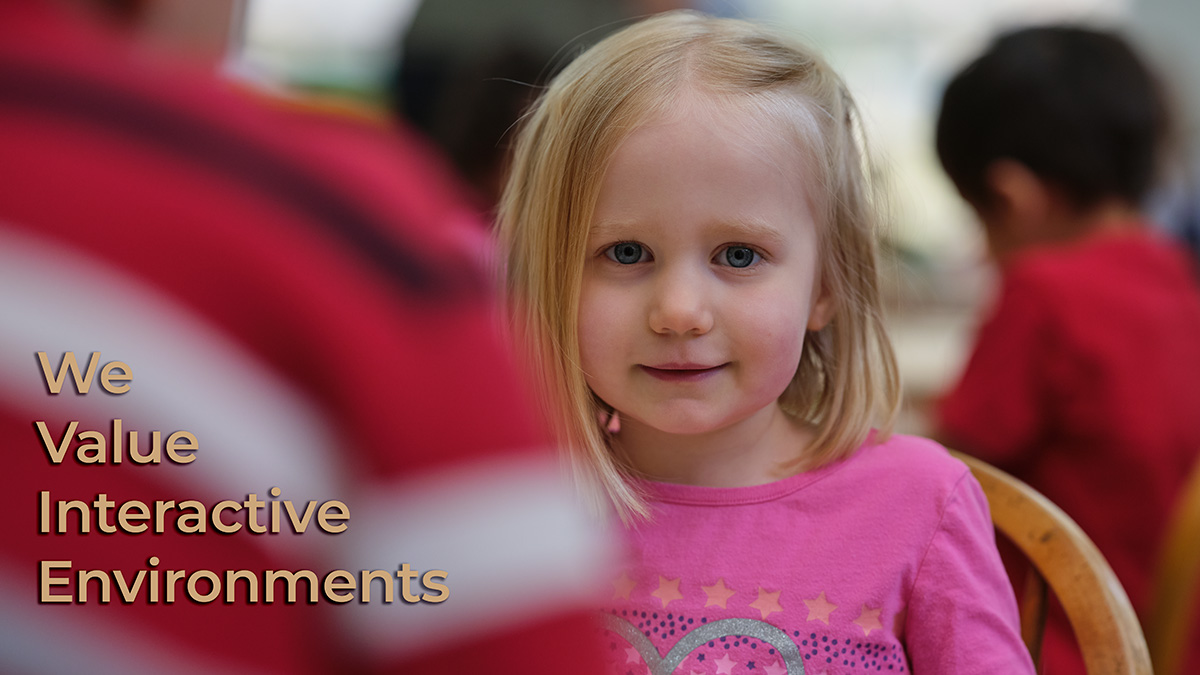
top-left (606, 410), bottom-right (621, 434)
top-left (597, 408), bottom-right (621, 434)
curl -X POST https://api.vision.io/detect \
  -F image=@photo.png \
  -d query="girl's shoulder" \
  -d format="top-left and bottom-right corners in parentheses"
top-left (802, 434), bottom-right (990, 547)
top-left (855, 430), bottom-right (963, 464)
top-left (836, 432), bottom-right (974, 499)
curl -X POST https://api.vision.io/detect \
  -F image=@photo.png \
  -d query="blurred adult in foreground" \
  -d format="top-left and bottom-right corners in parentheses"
top-left (0, 0), bottom-right (609, 673)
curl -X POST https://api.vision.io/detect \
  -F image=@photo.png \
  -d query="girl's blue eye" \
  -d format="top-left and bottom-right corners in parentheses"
top-left (607, 242), bottom-right (645, 265)
top-left (722, 246), bottom-right (759, 268)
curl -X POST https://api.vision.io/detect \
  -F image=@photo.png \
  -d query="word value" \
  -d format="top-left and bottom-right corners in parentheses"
top-left (36, 419), bottom-right (197, 465)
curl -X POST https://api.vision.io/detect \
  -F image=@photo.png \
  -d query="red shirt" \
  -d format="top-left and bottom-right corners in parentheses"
top-left (939, 228), bottom-right (1200, 674)
top-left (0, 1), bottom-right (608, 672)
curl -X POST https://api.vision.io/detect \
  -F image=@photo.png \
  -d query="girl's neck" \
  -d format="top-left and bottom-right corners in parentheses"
top-left (613, 403), bottom-right (815, 487)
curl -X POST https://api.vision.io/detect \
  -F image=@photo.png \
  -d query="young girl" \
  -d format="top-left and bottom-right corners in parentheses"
top-left (500, 12), bottom-right (1034, 674)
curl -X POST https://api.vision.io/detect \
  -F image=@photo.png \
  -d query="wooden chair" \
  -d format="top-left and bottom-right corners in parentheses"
top-left (951, 451), bottom-right (1153, 674)
top-left (1147, 457), bottom-right (1200, 675)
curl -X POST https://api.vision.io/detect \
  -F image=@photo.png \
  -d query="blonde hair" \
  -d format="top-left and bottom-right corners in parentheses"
top-left (499, 11), bottom-right (900, 520)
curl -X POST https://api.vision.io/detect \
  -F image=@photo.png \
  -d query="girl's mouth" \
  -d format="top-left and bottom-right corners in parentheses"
top-left (640, 363), bottom-right (727, 382)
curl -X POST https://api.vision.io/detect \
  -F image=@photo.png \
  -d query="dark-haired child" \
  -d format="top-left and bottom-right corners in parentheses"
top-left (935, 25), bottom-right (1200, 675)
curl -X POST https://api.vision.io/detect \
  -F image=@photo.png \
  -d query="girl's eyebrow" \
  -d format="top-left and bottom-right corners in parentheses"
top-left (710, 218), bottom-right (787, 246)
top-left (586, 221), bottom-right (640, 242)
top-left (589, 218), bottom-right (790, 244)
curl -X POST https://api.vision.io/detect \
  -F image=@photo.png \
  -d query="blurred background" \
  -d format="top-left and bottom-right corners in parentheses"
top-left (231, 0), bottom-right (1200, 433)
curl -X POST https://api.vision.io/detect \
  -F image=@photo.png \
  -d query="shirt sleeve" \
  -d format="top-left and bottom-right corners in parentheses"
top-left (938, 268), bottom-right (1053, 466)
top-left (904, 471), bottom-right (1035, 674)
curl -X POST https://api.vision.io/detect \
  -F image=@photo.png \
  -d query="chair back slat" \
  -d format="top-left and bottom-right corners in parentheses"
top-left (1019, 572), bottom-right (1048, 671)
top-left (1148, 457), bottom-right (1200, 675)
top-left (952, 451), bottom-right (1153, 675)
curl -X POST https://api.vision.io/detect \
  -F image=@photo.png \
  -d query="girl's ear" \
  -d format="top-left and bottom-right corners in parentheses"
top-left (807, 284), bottom-right (836, 331)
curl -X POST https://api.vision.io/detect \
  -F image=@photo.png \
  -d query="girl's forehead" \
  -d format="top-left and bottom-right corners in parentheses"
top-left (598, 90), bottom-right (818, 194)
top-left (588, 88), bottom-right (819, 239)
top-left (620, 86), bottom-right (818, 168)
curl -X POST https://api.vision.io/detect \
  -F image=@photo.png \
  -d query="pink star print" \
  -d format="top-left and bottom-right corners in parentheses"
top-left (651, 575), bottom-right (684, 608)
top-left (854, 605), bottom-right (884, 636)
top-left (803, 591), bottom-right (837, 624)
top-left (749, 587), bottom-right (783, 620)
top-left (702, 578), bottom-right (737, 608)
top-left (762, 659), bottom-right (788, 675)
top-left (613, 571), bottom-right (637, 600)
top-left (714, 653), bottom-right (738, 675)
top-left (625, 646), bottom-right (642, 664)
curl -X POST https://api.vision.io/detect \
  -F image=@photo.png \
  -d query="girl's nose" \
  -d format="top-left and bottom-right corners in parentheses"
top-left (648, 267), bottom-right (714, 336)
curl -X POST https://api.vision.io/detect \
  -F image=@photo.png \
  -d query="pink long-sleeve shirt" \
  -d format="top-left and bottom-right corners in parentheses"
top-left (599, 434), bottom-right (1035, 675)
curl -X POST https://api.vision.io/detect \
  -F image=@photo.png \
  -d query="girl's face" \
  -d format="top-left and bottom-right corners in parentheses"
top-left (578, 94), bottom-right (833, 440)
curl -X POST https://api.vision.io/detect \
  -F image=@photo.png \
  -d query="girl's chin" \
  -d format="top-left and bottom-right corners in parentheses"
top-left (616, 401), bottom-right (785, 439)
top-left (619, 414), bottom-right (738, 437)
